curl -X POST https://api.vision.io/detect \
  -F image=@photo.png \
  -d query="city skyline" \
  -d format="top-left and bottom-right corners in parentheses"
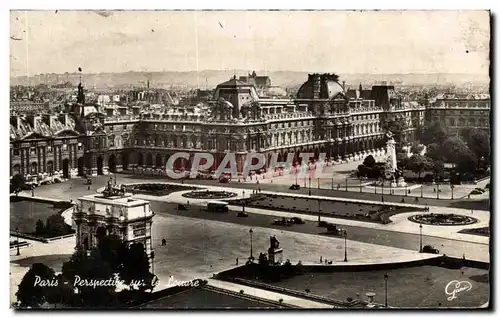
top-left (10, 10), bottom-right (490, 78)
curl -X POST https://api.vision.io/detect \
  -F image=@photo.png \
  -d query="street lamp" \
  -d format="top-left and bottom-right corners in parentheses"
top-left (419, 224), bottom-right (423, 252)
top-left (359, 177), bottom-right (362, 193)
top-left (317, 177), bottom-right (320, 189)
top-left (242, 190), bottom-right (245, 213)
top-left (16, 227), bottom-right (20, 256)
top-left (451, 184), bottom-right (455, 200)
top-left (381, 182), bottom-right (385, 202)
top-left (249, 229), bottom-right (254, 261)
top-left (384, 273), bottom-right (389, 307)
top-left (151, 250), bottom-right (155, 274)
top-left (343, 230), bottom-right (348, 262)
top-left (437, 182), bottom-right (440, 199)
top-left (345, 178), bottom-right (348, 191)
top-left (317, 200), bottom-right (321, 223)
top-left (309, 177), bottom-right (311, 196)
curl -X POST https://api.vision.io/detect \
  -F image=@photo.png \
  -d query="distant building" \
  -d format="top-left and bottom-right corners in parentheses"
top-left (427, 94), bottom-right (490, 133)
top-left (239, 71), bottom-right (271, 89)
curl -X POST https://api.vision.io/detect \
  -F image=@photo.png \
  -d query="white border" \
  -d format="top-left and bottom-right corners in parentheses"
top-left (2, 1), bottom-right (497, 318)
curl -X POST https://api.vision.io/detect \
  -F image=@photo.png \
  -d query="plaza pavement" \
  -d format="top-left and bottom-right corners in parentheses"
top-left (10, 213), bottom-right (441, 306)
top-left (133, 184), bottom-right (490, 245)
top-left (11, 172), bottom-right (490, 307)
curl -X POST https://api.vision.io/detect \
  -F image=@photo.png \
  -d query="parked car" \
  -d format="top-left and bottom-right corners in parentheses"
top-left (289, 184), bottom-right (300, 190)
top-left (325, 223), bottom-right (344, 235)
top-left (272, 217), bottom-right (292, 226)
top-left (290, 217), bottom-right (305, 224)
top-left (237, 211), bottom-right (249, 217)
top-left (422, 245), bottom-right (440, 254)
top-left (318, 220), bottom-right (329, 228)
top-left (177, 204), bottom-right (189, 211)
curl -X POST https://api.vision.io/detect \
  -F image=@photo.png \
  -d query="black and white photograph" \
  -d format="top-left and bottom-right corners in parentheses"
top-left (8, 8), bottom-right (491, 310)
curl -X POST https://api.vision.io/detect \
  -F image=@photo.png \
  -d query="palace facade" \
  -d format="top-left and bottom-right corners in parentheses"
top-left (9, 74), bottom-right (490, 178)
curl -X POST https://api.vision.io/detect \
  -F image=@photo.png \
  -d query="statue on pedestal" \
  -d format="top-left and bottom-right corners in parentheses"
top-left (267, 235), bottom-right (283, 265)
top-left (269, 235), bottom-right (280, 251)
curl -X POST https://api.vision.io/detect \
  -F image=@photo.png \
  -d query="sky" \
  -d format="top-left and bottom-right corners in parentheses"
top-left (9, 10), bottom-right (490, 77)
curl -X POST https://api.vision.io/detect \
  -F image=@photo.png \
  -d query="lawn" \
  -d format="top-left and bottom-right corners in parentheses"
top-left (232, 193), bottom-right (423, 224)
top-left (124, 183), bottom-right (199, 196)
top-left (273, 265), bottom-right (489, 308)
top-left (10, 198), bottom-right (65, 234)
top-left (458, 227), bottom-right (490, 237)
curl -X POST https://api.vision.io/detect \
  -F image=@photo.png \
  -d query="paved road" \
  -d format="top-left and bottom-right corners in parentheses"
top-left (150, 201), bottom-right (489, 263)
top-left (122, 173), bottom-right (490, 211)
top-left (22, 173), bottom-right (489, 211)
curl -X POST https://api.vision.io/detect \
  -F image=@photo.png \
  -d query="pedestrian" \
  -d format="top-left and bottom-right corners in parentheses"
top-left (320, 256), bottom-right (322, 263)
top-left (88, 185), bottom-right (91, 190)
top-left (236, 258), bottom-right (239, 265)
top-left (471, 209), bottom-right (474, 215)
top-left (31, 188), bottom-right (34, 197)
top-left (258, 187), bottom-right (261, 193)
top-left (463, 254), bottom-right (466, 260)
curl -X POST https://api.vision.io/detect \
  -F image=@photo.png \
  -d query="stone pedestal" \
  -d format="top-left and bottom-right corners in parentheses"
top-left (268, 248), bottom-right (283, 265)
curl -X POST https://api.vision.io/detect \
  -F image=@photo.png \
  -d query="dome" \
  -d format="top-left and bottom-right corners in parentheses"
top-left (297, 73), bottom-right (345, 99)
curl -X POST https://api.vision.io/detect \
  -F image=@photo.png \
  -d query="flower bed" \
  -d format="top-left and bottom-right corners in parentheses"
top-left (182, 190), bottom-right (238, 200)
top-left (124, 183), bottom-right (198, 196)
top-left (408, 213), bottom-right (478, 226)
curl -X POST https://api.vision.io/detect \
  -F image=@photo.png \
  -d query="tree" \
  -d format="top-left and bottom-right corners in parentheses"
top-left (61, 249), bottom-right (117, 308)
top-left (419, 121), bottom-right (448, 146)
top-left (16, 263), bottom-right (56, 308)
top-left (461, 129), bottom-right (490, 166)
top-left (382, 120), bottom-right (408, 145)
top-left (426, 143), bottom-right (441, 161)
top-left (396, 152), bottom-right (409, 175)
top-left (408, 154), bottom-right (433, 179)
top-left (410, 144), bottom-right (425, 155)
top-left (441, 136), bottom-right (471, 164)
top-left (121, 243), bottom-right (151, 291)
top-left (11, 174), bottom-right (26, 194)
top-left (35, 219), bottom-right (45, 236)
top-left (45, 214), bottom-right (70, 237)
top-left (258, 253), bottom-right (269, 266)
top-left (363, 155), bottom-right (376, 168)
top-left (97, 234), bottom-right (127, 272)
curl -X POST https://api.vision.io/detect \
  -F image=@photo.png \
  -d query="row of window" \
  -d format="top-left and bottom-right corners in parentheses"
top-left (448, 118), bottom-right (488, 127)
top-left (12, 144), bottom-right (83, 156)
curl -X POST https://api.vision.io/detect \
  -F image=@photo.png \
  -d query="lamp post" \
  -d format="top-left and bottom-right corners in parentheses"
top-left (451, 184), bottom-right (455, 200)
top-left (384, 273), bottom-right (389, 307)
top-left (437, 182), bottom-right (440, 199)
top-left (419, 224), bottom-right (423, 252)
top-left (242, 190), bottom-right (245, 213)
top-left (421, 183), bottom-right (423, 198)
top-left (151, 250), bottom-right (155, 275)
top-left (360, 178), bottom-right (362, 193)
top-left (317, 200), bottom-right (321, 223)
top-left (317, 177), bottom-right (320, 189)
top-left (345, 178), bottom-right (348, 191)
top-left (309, 177), bottom-right (311, 196)
top-left (381, 182), bottom-right (385, 202)
top-left (343, 230), bottom-right (348, 262)
top-left (16, 227), bottom-right (20, 256)
top-left (249, 229), bottom-right (254, 261)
